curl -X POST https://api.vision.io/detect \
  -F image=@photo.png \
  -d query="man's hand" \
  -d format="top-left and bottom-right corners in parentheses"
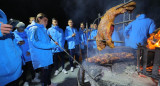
top-left (72, 33), bottom-right (76, 37)
top-left (94, 36), bottom-right (96, 39)
top-left (54, 42), bottom-right (59, 45)
top-left (0, 23), bottom-right (12, 35)
top-left (26, 51), bottom-right (30, 56)
top-left (18, 41), bottom-right (25, 45)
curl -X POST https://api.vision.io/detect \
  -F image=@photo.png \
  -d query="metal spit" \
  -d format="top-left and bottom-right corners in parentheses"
top-left (79, 0), bottom-right (134, 85)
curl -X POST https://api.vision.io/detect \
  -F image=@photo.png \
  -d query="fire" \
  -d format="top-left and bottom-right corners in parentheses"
top-left (147, 30), bottom-right (160, 49)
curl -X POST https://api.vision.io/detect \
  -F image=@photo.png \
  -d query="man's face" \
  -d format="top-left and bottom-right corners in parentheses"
top-left (17, 27), bottom-right (24, 32)
top-left (39, 17), bottom-right (48, 27)
top-left (94, 24), bottom-right (97, 29)
top-left (80, 23), bottom-right (85, 29)
top-left (29, 18), bottom-right (35, 24)
top-left (90, 24), bottom-right (94, 28)
top-left (68, 20), bottom-right (73, 28)
top-left (52, 20), bottom-right (58, 26)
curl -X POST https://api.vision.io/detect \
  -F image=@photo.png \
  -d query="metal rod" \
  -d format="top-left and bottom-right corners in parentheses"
top-left (152, 47), bottom-right (160, 77)
top-left (114, 20), bottom-right (133, 25)
top-left (84, 23), bottom-right (100, 86)
top-left (98, 13), bottom-right (101, 24)
top-left (116, 0), bottom-right (133, 10)
top-left (123, 0), bottom-right (126, 30)
top-left (88, 39), bottom-right (124, 43)
top-left (49, 35), bottom-right (97, 81)
top-left (86, 22), bottom-right (89, 60)
top-left (82, 69), bottom-right (85, 85)
top-left (142, 47), bottom-right (148, 74)
top-left (137, 44), bottom-right (142, 73)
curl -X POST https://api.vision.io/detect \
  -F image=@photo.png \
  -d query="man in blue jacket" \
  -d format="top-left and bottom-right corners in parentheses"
top-left (89, 24), bottom-right (98, 57)
top-left (29, 17), bottom-right (35, 24)
top-left (14, 22), bottom-right (37, 86)
top-left (65, 19), bottom-right (80, 72)
top-left (0, 9), bottom-right (22, 86)
top-left (27, 13), bottom-right (56, 86)
top-left (112, 27), bottom-right (125, 46)
top-left (79, 22), bottom-right (87, 60)
top-left (124, 14), bottom-right (156, 49)
top-left (48, 18), bottom-right (68, 75)
top-left (87, 24), bottom-right (94, 50)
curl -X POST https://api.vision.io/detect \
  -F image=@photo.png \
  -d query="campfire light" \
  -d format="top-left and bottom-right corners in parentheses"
top-left (147, 30), bottom-right (160, 49)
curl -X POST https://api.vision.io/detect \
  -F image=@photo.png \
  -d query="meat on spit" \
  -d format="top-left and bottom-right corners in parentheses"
top-left (96, 1), bottom-right (136, 51)
top-left (86, 52), bottom-right (134, 64)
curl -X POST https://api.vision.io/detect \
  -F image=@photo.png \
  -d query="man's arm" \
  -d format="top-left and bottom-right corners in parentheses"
top-left (149, 20), bottom-right (156, 34)
top-left (30, 27), bottom-right (56, 49)
top-left (65, 29), bottom-right (72, 40)
top-left (124, 22), bottom-right (132, 38)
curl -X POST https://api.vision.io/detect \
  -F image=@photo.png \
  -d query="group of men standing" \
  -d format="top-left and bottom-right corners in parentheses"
top-left (0, 10), bottom-right (98, 86)
top-left (0, 8), bottom-right (157, 86)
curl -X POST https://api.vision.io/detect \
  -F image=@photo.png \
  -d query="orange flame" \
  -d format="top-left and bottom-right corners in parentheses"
top-left (147, 30), bottom-right (160, 50)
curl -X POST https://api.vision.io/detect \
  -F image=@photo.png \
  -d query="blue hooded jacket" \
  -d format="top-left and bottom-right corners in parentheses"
top-left (112, 27), bottom-right (125, 46)
top-left (0, 23), bottom-right (22, 86)
top-left (65, 26), bottom-right (80, 49)
top-left (27, 23), bottom-right (56, 69)
top-left (90, 29), bottom-right (98, 48)
top-left (14, 30), bottom-right (31, 63)
top-left (48, 25), bottom-right (65, 53)
top-left (87, 28), bottom-right (94, 48)
top-left (124, 14), bottom-right (156, 49)
top-left (25, 21), bottom-right (36, 34)
top-left (79, 28), bottom-right (87, 49)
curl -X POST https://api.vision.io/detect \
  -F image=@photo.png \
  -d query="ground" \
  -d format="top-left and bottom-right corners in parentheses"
top-left (28, 61), bottom-right (79, 86)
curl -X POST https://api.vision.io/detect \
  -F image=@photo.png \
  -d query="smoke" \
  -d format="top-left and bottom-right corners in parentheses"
top-left (61, 0), bottom-right (123, 28)
top-left (134, 0), bottom-right (160, 28)
top-left (61, 0), bottom-right (160, 28)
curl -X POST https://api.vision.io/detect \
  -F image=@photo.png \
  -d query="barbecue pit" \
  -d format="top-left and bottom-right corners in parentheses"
top-left (77, 46), bottom-right (157, 86)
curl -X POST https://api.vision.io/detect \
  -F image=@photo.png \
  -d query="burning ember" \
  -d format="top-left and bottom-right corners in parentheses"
top-left (86, 52), bottom-right (134, 64)
top-left (147, 30), bottom-right (160, 49)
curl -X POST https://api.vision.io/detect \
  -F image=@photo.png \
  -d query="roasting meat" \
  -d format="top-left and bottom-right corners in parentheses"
top-left (96, 1), bottom-right (136, 51)
top-left (86, 52), bottom-right (134, 64)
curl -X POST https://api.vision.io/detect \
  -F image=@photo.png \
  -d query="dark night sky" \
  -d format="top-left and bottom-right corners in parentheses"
top-left (1, 0), bottom-right (160, 30)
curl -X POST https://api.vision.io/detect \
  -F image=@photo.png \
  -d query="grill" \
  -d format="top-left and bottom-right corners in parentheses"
top-left (77, 46), bottom-right (157, 86)
top-left (137, 44), bottom-right (160, 83)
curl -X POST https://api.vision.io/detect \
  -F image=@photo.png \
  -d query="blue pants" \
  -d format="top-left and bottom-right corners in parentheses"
top-left (68, 45), bottom-right (80, 67)
top-left (41, 66), bottom-right (52, 86)
top-left (81, 45), bottom-right (87, 60)
top-left (22, 61), bottom-right (35, 82)
top-left (53, 52), bottom-right (65, 70)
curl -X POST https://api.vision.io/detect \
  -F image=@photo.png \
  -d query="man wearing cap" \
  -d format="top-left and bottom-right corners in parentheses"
top-left (14, 22), bottom-right (37, 86)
